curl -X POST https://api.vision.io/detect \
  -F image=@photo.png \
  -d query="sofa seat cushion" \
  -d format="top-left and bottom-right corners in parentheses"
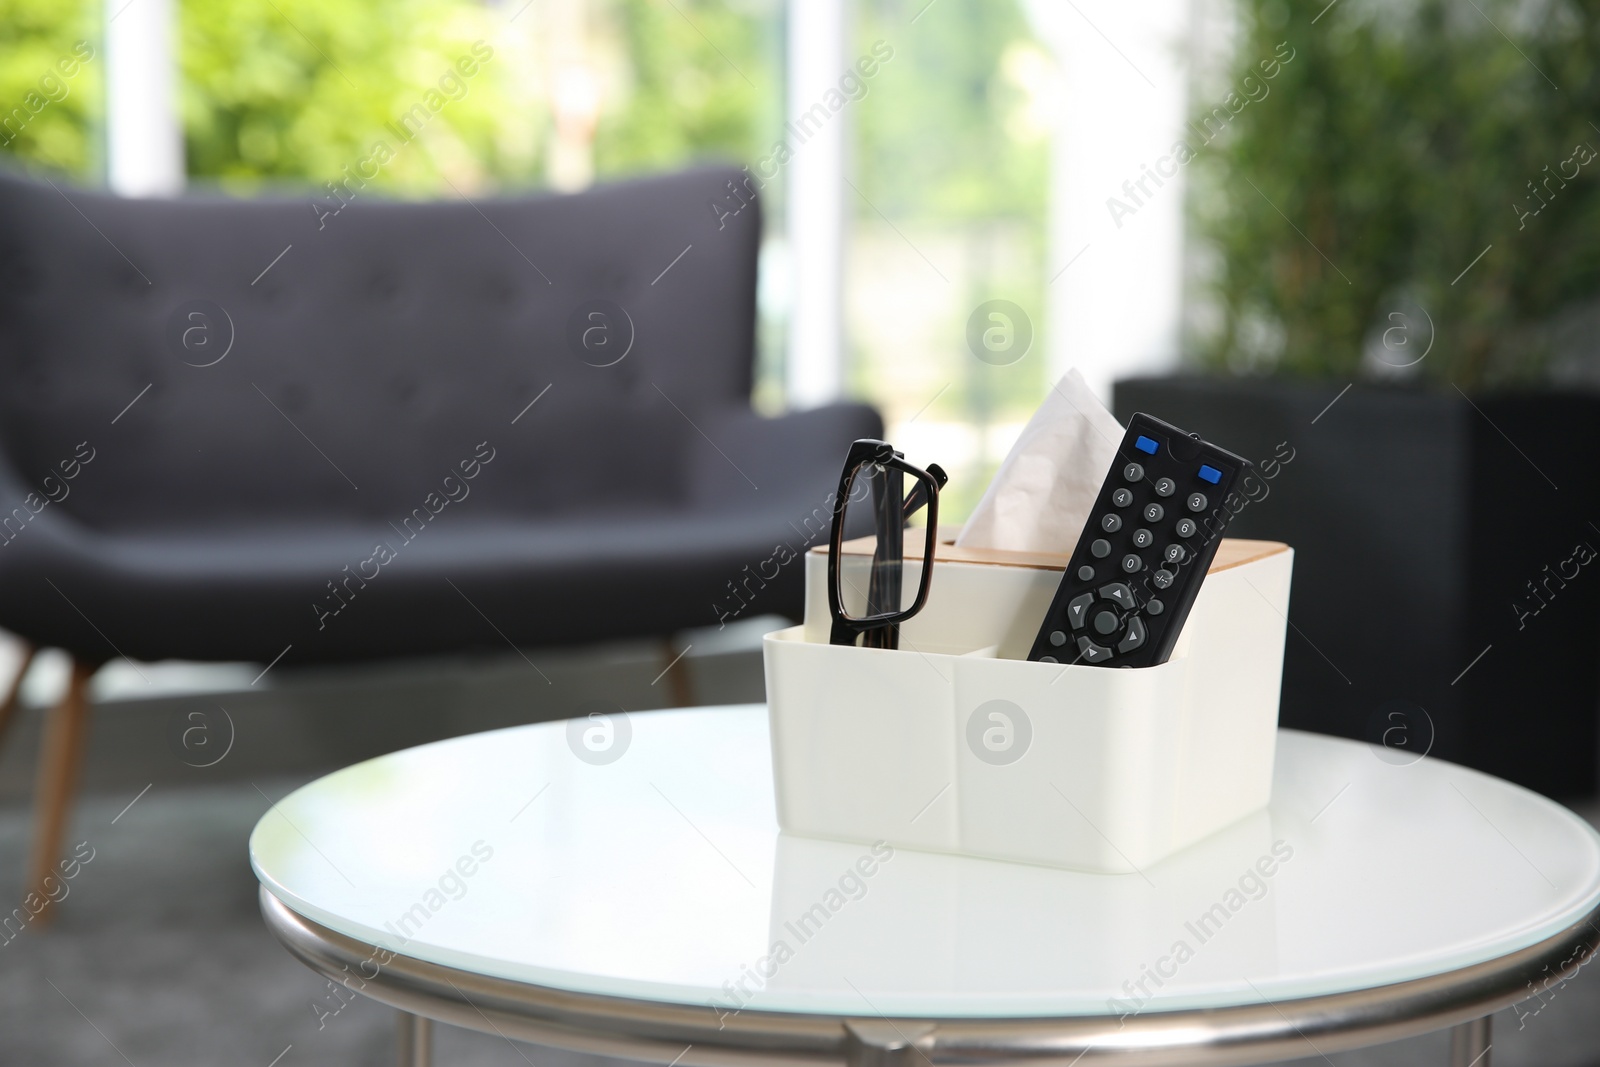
top-left (2, 503), bottom-right (826, 664)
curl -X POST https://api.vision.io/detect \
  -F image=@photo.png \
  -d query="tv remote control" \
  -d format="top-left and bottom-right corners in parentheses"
top-left (1026, 413), bottom-right (1253, 668)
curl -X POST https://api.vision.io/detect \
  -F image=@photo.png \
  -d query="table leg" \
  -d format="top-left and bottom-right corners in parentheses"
top-left (397, 1011), bottom-right (432, 1067)
top-left (1448, 1015), bottom-right (1490, 1067)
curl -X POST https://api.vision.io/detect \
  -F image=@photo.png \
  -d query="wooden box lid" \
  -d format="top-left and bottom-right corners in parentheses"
top-left (816, 532), bottom-right (1289, 575)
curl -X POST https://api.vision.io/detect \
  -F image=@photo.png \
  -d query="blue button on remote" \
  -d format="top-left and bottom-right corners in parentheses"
top-left (1135, 435), bottom-right (1159, 455)
top-left (1198, 464), bottom-right (1222, 484)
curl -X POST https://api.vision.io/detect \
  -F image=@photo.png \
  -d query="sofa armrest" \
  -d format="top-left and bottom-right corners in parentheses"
top-left (687, 402), bottom-right (883, 513)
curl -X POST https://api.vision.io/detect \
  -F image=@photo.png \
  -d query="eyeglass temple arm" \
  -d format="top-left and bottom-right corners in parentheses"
top-left (901, 463), bottom-right (948, 519)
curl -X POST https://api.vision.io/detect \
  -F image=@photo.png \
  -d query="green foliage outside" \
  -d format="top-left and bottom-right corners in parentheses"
top-left (1192, 0), bottom-right (1600, 387)
top-left (593, 0), bottom-right (778, 177)
top-left (0, 0), bottom-right (100, 174)
top-left (851, 0), bottom-right (1050, 430)
top-left (181, 0), bottom-right (517, 192)
top-left (0, 0), bottom-right (779, 194)
top-left (854, 0), bottom-right (1045, 226)
top-left (183, 0), bottom-right (779, 195)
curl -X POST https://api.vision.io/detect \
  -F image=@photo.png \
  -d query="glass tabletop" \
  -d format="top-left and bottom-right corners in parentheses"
top-left (250, 704), bottom-right (1600, 1018)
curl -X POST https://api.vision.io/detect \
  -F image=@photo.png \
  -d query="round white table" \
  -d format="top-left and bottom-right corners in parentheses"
top-left (251, 705), bottom-right (1600, 1067)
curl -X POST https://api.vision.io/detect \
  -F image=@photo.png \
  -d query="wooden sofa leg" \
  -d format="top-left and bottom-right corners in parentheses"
top-left (657, 638), bottom-right (694, 708)
top-left (26, 659), bottom-right (94, 926)
top-left (0, 642), bottom-right (37, 753)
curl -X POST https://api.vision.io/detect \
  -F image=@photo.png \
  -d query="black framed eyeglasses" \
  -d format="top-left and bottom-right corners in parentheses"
top-left (827, 439), bottom-right (947, 649)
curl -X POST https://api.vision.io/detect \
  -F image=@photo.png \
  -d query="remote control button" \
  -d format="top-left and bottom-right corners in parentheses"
top-left (1163, 544), bottom-right (1187, 564)
top-left (1146, 598), bottom-right (1165, 615)
top-left (1121, 554), bottom-right (1142, 574)
top-left (1198, 464), bottom-right (1222, 484)
top-left (1187, 492), bottom-right (1207, 512)
top-left (1134, 435), bottom-right (1159, 455)
top-left (1175, 518), bottom-right (1197, 538)
top-left (1154, 477), bottom-right (1175, 497)
top-left (1039, 655), bottom-right (1058, 664)
top-left (1077, 565), bottom-right (1095, 580)
top-left (1049, 629), bottom-right (1067, 647)
top-left (1123, 462), bottom-right (1144, 482)
top-left (1131, 527), bottom-right (1153, 549)
top-left (1076, 636), bottom-right (1114, 663)
top-left (1152, 569), bottom-right (1175, 590)
top-left (1099, 583), bottom-right (1136, 610)
top-left (1092, 610), bottom-right (1119, 636)
top-left (1143, 503), bottom-right (1165, 523)
top-left (1066, 593), bottom-right (1094, 630)
top-left (1112, 487), bottom-right (1133, 507)
top-left (1091, 538), bottom-right (1111, 558)
top-left (1117, 616), bottom-right (1147, 653)
top-left (1101, 513), bottom-right (1122, 533)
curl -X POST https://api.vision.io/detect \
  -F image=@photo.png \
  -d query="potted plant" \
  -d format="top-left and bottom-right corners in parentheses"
top-left (1116, 0), bottom-right (1600, 798)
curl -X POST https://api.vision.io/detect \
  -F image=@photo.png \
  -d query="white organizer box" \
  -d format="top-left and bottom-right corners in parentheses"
top-left (763, 537), bottom-right (1294, 873)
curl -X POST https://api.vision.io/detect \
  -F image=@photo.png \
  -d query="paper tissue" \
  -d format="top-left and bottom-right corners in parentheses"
top-left (955, 368), bottom-right (1125, 554)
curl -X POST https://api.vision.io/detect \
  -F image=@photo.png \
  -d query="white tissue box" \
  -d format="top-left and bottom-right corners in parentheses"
top-left (763, 536), bottom-right (1293, 873)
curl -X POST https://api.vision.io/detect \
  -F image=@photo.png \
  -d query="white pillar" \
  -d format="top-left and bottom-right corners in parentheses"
top-left (106, 0), bottom-right (184, 196)
top-left (784, 0), bottom-right (847, 409)
top-left (1022, 0), bottom-right (1189, 405)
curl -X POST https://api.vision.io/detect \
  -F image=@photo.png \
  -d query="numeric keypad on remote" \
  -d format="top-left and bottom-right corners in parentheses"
top-left (1028, 414), bottom-right (1252, 668)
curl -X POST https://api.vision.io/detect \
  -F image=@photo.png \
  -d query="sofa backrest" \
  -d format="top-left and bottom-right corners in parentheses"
top-left (0, 164), bottom-right (760, 528)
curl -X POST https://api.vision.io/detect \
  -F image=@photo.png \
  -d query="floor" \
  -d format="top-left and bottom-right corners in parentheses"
top-left (1, 624), bottom-right (1598, 1067)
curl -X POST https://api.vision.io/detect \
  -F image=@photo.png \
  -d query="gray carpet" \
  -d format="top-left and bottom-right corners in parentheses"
top-left (1, 635), bottom-right (1597, 1066)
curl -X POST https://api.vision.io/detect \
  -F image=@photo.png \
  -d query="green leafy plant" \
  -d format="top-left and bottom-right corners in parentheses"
top-left (1191, 0), bottom-right (1600, 387)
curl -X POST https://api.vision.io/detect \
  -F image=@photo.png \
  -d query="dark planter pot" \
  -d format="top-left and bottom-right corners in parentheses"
top-left (1114, 375), bottom-right (1600, 800)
